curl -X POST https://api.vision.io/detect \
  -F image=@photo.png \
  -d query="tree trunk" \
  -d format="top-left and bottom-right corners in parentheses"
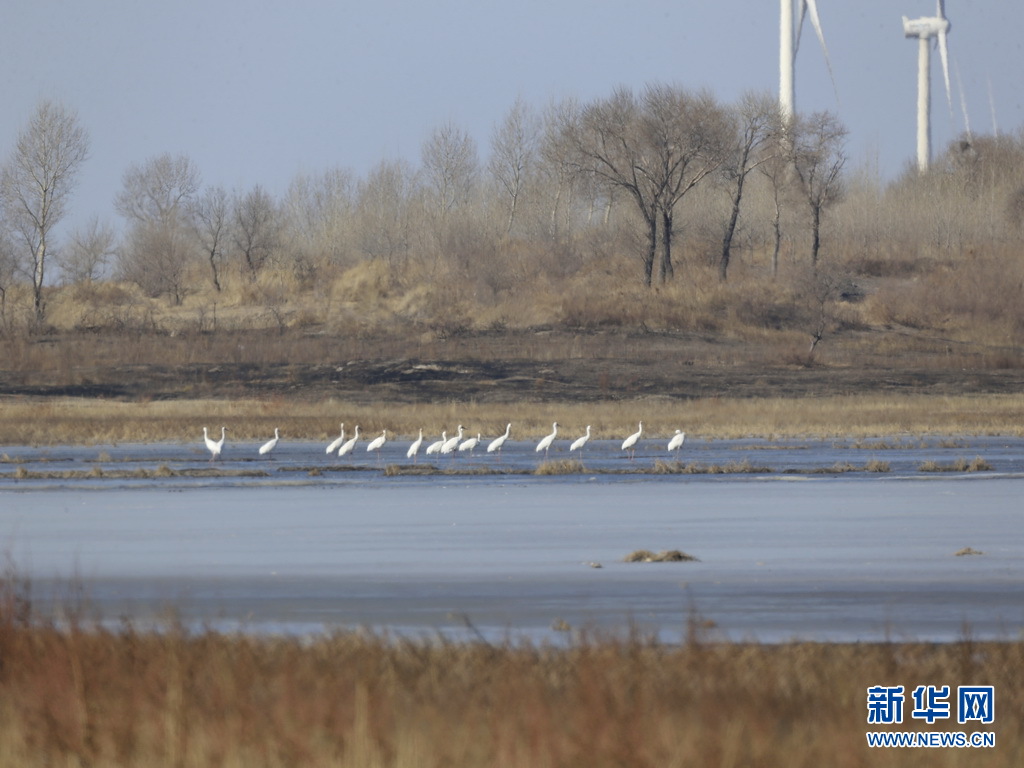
top-left (33, 239), bottom-right (46, 325)
top-left (643, 217), bottom-right (657, 287)
top-left (209, 254), bottom-right (222, 292)
top-left (811, 205), bottom-right (822, 267)
top-left (771, 185), bottom-right (782, 277)
top-left (719, 174), bottom-right (745, 282)
top-left (659, 209), bottom-right (674, 284)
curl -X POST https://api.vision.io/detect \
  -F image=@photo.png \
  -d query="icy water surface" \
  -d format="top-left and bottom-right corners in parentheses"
top-left (1, 436), bottom-right (1022, 643)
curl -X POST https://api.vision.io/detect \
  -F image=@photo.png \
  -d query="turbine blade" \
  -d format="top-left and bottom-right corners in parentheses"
top-left (937, 29), bottom-right (953, 112)
top-left (987, 75), bottom-right (999, 137)
top-left (795, 0), bottom-right (806, 52)
top-left (954, 58), bottom-right (971, 138)
top-left (803, 0), bottom-right (839, 103)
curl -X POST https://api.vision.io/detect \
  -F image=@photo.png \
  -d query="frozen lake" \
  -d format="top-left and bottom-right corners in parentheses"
top-left (2, 436), bottom-right (1022, 643)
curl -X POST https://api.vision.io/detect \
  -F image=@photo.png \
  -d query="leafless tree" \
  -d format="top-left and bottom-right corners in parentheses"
top-left (190, 186), bottom-right (230, 292)
top-left (115, 153), bottom-right (202, 226)
top-left (789, 111), bottom-right (847, 267)
top-left (0, 229), bottom-right (17, 332)
top-left (0, 100), bottom-right (89, 324)
top-left (563, 87), bottom-right (661, 285)
top-left (757, 136), bottom-right (792, 277)
top-left (490, 97), bottom-right (541, 236)
top-left (283, 168), bottom-right (355, 274)
top-left (641, 85), bottom-right (732, 283)
top-left (421, 122), bottom-right (479, 226)
top-left (60, 215), bottom-right (118, 284)
top-left (233, 184), bottom-right (282, 280)
top-left (114, 153), bottom-right (201, 301)
top-left (718, 92), bottom-right (782, 281)
top-left (356, 158), bottom-right (416, 267)
top-left (563, 84), bottom-right (729, 286)
top-left (539, 98), bottom-right (584, 238)
top-left (796, 261), bottom-right (849, 358)
top-left (117, 219), bottom-right (193, 304)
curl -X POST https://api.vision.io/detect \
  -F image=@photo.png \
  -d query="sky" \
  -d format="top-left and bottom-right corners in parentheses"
top-left (2, 0), bottom-right (1022, 238)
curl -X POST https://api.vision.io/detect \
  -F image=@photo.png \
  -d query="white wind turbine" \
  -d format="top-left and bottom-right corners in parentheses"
top-left (903, 0), bottom-right (953, 173)
top-left (779, 0), bottom-right (836, 125)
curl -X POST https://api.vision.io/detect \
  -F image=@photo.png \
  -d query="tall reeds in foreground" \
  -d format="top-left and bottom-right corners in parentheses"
top-left (1, 576), bottom-right (1021, 767)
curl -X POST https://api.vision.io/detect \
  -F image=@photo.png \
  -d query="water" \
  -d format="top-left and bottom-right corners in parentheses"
top-left (1, 436), bottom-right (1022, 643)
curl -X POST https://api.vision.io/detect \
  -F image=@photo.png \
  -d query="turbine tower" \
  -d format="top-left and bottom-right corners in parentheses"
top-left (903, 0), bottom-right (952, 173)
top-left (779, 0), bottom-right (836, 125)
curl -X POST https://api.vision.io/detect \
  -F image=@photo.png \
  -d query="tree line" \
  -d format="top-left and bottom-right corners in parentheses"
top-left (1, 89), bottom-right (1022, 333)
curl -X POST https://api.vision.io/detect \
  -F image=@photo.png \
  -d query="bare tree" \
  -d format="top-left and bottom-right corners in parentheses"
top-left (539, 97), bottom-right (585, 238)
top-left (233, 184), bottom-right (282, 280)
top-left (60, 215), bottom-right (117, 284)
top-left (190, 185), bottom-right (230, 291)
top-left (563, 85), bottom-right (729, 286)
top-left (758, 137), bottom-right (791, 277)
top-left (0, 229), bottom-right (17, 332)
top-left (283, 167), bottom-right (355, 270)
top-left (115, 154), bottom-right (202, 301)
top-left (790, 111), bottom-right (847, 267)
top-left (116, 153), bottom-right (201, 226)
top-left (796, 262), bottom-right (849, 358)
top-left (117, 219), bottom-right (193, 304)
top-left (490, 97), bottom-right (540, 236)
top-left (421, 122), bottom-right (479, 225)
top-left (356, 158), bottom-right (416, 267)
top-left (641, 85), bottom-right (732, 282)
top-left (564, 87), bottom-right (661, 285)
top-left (0, 100), bottom-right (89, 324)
top-left (718, 92), bottom-right (781, 281)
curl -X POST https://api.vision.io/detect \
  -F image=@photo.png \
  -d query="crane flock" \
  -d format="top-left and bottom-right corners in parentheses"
top-left (201, 421), bottom-right (690, 462)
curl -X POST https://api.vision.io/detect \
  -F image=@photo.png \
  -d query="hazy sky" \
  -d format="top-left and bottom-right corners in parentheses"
top-left (2, 0), bottom-right (1022, 236)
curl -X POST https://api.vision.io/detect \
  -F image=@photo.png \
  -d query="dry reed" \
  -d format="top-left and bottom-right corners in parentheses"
top-left (2, 393), bottom-right (1024, 446)
top-left (1, 575), bottom-right (1020, 767)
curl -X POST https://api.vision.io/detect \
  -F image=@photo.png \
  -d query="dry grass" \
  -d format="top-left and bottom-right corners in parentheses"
top-left (1, 576), bottom-right (1020, 767)
top-left (2, 393), bottom-right (1024, 446)
top-left (534, 459), bottom-right (586, 475)
top-left (623, 549), bottom-right (700, 563)
top-left (918, 457), bottom-right (993, 473)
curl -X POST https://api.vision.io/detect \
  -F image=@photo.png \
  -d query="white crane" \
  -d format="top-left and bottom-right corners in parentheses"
top-left (487, 423), bottom-right (511, 457)
top-left (903, 0), bottom-right (953, 173)
top-left (338, 425), bottom-right (360, 457)
top-left (536, 422), bottom-right (558, 458)
top-left (258, 428), bottom-right (280, 457)
top-left (780, 0), bottom-right (836, 125)
top-left (425, 431), bottom-right (447, 456)
top-left (458, 433), bottom-right (481, 453)
top-left (203, 426), bottom-right (226, 461)
top-left (621, 421), bottom-right (643, 460)
top-left (668, 430), bottom-right (686, 453)
top-left (569, 425), bottom-right (591, 455)
top-left (441, 425), bottom-right (464, 455)
top-left (325, 423), bottom-right (346, 454)
top-left (366, 429), bottom-right (387, 460)
top-left (407, 428), bottom-right (424, 462)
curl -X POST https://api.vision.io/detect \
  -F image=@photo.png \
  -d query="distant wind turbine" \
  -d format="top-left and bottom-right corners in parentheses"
top-left (903, 0), bottom-right (953, 172)
top-left (779, 0), bottom-right (837, 125)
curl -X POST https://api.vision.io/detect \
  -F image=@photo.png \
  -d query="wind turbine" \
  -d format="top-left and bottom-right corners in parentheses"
top-left (779, 0), bottom-right (836, 125)
top-left (903, 0), bottom-right (953, 173)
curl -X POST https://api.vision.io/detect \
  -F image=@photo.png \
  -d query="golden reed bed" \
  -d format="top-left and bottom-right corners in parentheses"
top-left (2, 392), bottom-right (1024, 445)
top-left (0, 588), bottom-right (1020, 768)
